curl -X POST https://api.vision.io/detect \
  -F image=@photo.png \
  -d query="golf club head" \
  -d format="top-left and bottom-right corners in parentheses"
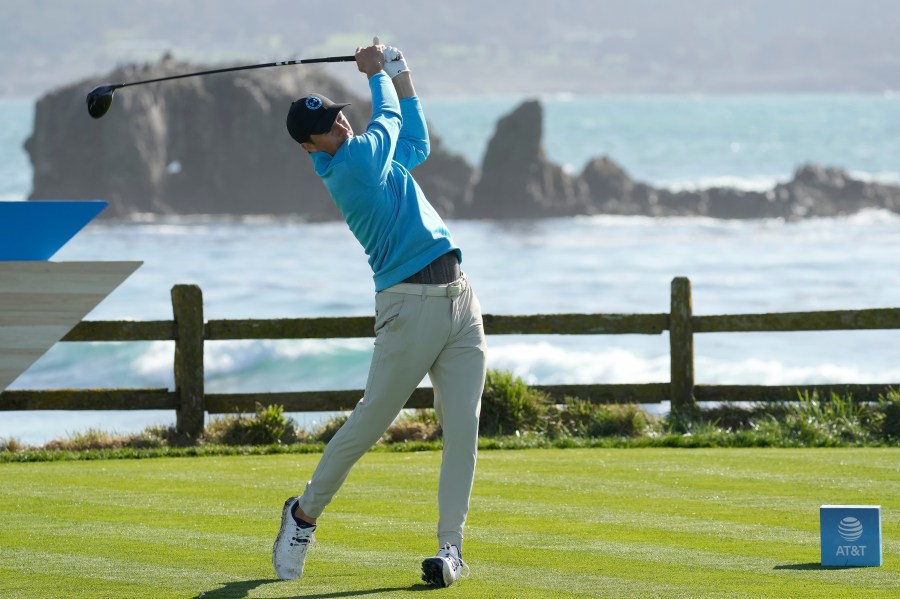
top-left (86, 85), bottom-right (119, 119)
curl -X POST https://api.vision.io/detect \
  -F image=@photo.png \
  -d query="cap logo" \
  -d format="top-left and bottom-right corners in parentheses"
top-left (305, 96), bottom-right (323, 110)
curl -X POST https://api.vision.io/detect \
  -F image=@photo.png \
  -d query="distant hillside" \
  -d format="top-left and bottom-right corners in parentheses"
top-left (4, 0), bottom-right (900, 97)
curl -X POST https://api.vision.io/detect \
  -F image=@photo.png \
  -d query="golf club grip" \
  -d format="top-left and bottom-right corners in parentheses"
top-left (299, 56), bottom-right (357, 63)
top-left (120, 56), bottom-right (357, 89)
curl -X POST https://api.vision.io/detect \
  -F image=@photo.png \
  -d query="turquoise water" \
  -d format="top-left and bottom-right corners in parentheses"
top-left (0, 98), bottom-right (32, 200)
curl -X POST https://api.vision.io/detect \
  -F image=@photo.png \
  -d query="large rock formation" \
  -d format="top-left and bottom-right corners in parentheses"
top-left (463, 100), bottom-right (591, 219)
top-left (25, 56), bottom-right (472, 220)
top-left (26, 59), bottom-right (900, 220)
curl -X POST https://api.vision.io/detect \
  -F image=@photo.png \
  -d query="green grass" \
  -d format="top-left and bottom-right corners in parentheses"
top-left (1, 448), bottom-right (898, 598)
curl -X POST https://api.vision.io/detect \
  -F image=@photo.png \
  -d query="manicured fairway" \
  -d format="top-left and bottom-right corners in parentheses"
top-left (1, 448), bottom-right (897, 598)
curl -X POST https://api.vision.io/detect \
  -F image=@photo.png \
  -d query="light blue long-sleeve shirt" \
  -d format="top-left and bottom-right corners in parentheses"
top-left (310, 73), bottom-right (460, 291)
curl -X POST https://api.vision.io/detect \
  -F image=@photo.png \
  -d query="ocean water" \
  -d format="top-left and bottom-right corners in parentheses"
top-left (2, 94), bottom-right (900, 444)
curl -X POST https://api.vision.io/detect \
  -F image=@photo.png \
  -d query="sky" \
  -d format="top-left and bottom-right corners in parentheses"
top-left (3, 0), bottom-right (900, 97)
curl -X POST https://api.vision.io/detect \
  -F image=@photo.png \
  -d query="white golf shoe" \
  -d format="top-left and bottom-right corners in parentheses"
top-left (272, 496), bottom-right (316, 580)
top-left (421, 543), bottom-right (468, 587)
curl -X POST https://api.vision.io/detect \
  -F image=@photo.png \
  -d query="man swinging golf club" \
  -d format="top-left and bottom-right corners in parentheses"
top-left (273, 40), bottom-right (487, 587)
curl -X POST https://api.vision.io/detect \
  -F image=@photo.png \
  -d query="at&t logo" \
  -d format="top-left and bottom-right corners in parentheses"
top-left (838, 517), bottom-right (863, 542)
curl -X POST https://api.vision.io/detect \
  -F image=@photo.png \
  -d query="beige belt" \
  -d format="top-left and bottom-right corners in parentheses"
top-left (381, 275), bottom-right (467, 298)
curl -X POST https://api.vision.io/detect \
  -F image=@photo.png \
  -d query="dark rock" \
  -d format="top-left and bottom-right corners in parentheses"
top-left (581, 156), bottom-right (635, 214)
top-left (705, 188), bottom-right (774, 219)
top-left (466, 100), bottom-right (591, 219)
top-left (774, 164), bottom-right (880, 218)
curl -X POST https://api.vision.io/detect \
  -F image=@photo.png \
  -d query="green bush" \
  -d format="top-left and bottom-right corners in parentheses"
top-left (479, 369), bottom-right (549, 436)
top-left (773, 391), bottom-right (881, 446)
top-left (205, 403), bottom-right (298, 446)
top-left (878, 389), bottom-right (900, 440)
top-left (40, 428), bottom-right (168, 451)
top-left (142, 424), bottom-right (194, 447)
top-left (591, 403), bottom-right (651, 437)
top-left (556, 399), bottom-right (651, 438)
top-left (383, 409), bottom-right (441, 443)
top-left (0, 437), bottom-right (25, 452)
top-left (695, 403), bottom-right (789, 431)
top-left (672, 391), bottom-right (890, 447)
top-left (311, 414), bottom-right (349, 444)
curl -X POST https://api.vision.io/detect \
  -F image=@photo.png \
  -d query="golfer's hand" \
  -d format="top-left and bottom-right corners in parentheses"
top-left (383, 46), bottom-right (409, 78)
top-left (355, 45), bottom-right (385, 78)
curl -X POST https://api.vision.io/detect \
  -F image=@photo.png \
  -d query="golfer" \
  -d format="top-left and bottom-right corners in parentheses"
top-left (273, 42), bottom-right (487, 588)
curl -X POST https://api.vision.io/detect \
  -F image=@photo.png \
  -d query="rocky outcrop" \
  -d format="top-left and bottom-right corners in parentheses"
top-left (26, 57), bottom-right (473, 220)
top-left (464, 101), bottom-right (900, 220)
top-left (463, 101), bottom-right (591, 219)
top-left (26, 60), bottom-right (900, 220)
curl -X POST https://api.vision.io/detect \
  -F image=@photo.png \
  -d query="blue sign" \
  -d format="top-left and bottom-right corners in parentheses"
top-left (820, 505), bottom-right (882, 567)
top-left (0, 200), bottom-right (107, 261)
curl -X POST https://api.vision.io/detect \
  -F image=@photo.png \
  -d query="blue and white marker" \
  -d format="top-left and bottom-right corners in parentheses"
top-left (820, 505), bottom-right (882, 567)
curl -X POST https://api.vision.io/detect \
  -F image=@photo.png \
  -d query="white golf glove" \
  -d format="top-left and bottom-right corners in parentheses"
top-left (382, 45), bottom-right (410, 78)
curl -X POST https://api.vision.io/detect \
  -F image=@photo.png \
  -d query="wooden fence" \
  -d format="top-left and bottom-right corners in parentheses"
top-left (2, 277), bottom-right (898, 437)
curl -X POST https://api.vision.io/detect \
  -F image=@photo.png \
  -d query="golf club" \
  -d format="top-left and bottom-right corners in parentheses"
top-left (86, 55), bottom-right (356, 119)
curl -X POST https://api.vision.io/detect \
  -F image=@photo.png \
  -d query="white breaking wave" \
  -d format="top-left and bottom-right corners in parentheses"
top-left (849, 169), bottom-right (900, 186)
top-left (841, 207), bottom-right (900, 225)
top-left (657, 170), bottom-right (900, 194)
top-left (696, 357), bottom-right (900, 386)
top-left (489, 342), bottom-right (900, 388)
top-left (131, 341), bottom-right (175, 382)
top-left (660, 175), bottom-right (784, 193)
top-left (488, 341), bottom-right (669, 385)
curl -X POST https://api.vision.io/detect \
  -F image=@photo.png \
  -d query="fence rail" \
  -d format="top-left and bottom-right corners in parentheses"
top-left (2, 277), bottom-right (898, 437)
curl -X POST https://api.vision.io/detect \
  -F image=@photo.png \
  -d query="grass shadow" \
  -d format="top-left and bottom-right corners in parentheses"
top-left (199, 579), bottom-right (274, 598)
top-left (199, 580), bottom-right (437, 599)
top-left (288, 585), bottom-right (438, 598)
top-left (773, 563), bottom-right (861, 571)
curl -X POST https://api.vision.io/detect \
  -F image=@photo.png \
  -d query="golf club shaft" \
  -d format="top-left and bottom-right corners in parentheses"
top-left (116, 55), bottom-right (357, 89)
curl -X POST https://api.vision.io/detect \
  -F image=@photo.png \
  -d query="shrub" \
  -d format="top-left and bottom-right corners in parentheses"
top-left (776, 391), bottom-right (880, 446)
top-left (311, 414), bottom-right (350, 444)
top-left (553, 399), bottom-right (650, 438)
top-left (384, 409), bottom-right (441, 443)
top-left (42, 429), bottom-right (120, 451)
top-left (143, 424), bottom-right (192, 447)
top-left (205, 403), bottom-right (298, 446)
top-left (479, 369), bottom-right (549, 436)
top-left (591, 403), bottom-right (651, 437)
top-left (1, 437), bottom-right (26, 452)
top-left (878, 389), bottom-right (900, 441)
top-left (695, 403), bottom-right (789, 431)
top-left (554, 398), bottom-right (594, 437)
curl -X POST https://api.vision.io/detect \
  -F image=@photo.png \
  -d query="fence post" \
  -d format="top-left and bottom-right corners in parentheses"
top-left (172, 284), bottom-right (205, 438)
top-left (669, 277), bottom-right (695, 418)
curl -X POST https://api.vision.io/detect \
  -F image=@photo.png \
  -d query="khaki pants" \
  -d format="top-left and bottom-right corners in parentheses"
top-left (298, 274), bottom-right (487, 549)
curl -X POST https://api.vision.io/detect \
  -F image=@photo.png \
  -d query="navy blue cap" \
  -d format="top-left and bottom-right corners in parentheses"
top-left (286, 93), bottom-right (350, 144)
